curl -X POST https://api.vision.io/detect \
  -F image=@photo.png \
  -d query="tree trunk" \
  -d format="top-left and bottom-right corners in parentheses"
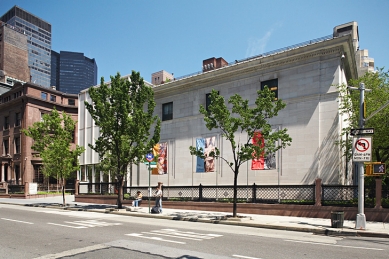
top-left (62, 178), bottom-right (66, 207)
top-left (233, 170), bottom-right (238, 217)
top-left (116, 177), bottom-right (124, 209)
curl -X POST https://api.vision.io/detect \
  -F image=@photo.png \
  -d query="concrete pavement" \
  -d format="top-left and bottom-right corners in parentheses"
top-left (1, 195), bottom-right (388, 238)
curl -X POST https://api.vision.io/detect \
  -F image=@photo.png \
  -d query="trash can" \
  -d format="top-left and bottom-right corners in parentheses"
top-left (330, 211), bottom-right (344, 228)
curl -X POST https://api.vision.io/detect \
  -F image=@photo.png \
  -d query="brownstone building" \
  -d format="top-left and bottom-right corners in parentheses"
top-left (0, 21), bottom-right (30, 84)
top-left (0, 82), bottom-right (78, 186)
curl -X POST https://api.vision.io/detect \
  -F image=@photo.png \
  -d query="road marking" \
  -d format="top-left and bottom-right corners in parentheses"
top-left (47, 219), bottom-right (122, 229)
top-left (47, 222), bottom-right (87, 229)
top-left (33, 243), bottom-right (109, 259)
top-left (126, 233), bottom-right (186, 244)
top-left (142, 231), bottom-right (203, 241)
top-left (158, 229), bottom-right (223, 239)
top-left (285, 239), bottom-right (384, 251)
top-left (1, 218), bottom-right (34, 224)
top-left (126, 229), bottom-right (223, 244)
top-left (233, 255), bottom-right (262, 259)
top-left (65, 219), bottom-right (122, 227)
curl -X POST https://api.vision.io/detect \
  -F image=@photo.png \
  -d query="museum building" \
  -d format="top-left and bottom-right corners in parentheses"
top-left (78, 22), bottom-right (371, 189)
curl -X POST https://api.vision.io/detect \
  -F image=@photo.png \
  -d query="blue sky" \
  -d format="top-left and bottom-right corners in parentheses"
top-left (1, 1), bottom-right (389, 84)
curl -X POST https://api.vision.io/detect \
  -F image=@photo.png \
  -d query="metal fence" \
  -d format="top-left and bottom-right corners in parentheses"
top-left (42, 181), bottom-right (388, 208)
top-left (80, 183), bottom-right (369, 205)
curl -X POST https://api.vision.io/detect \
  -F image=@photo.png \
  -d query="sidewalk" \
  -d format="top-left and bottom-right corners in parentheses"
top-left (1, 195), bottom-right (388, 238)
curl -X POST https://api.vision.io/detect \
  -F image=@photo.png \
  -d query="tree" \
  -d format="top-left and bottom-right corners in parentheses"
top-left (22, 108), bottom-right (84, 206)
top-left (189, 88), bottom-right (292, 217)
top-left (85, 71), bottom-right (161, 209)
top-left (338, 68), bottom-right (389, 185)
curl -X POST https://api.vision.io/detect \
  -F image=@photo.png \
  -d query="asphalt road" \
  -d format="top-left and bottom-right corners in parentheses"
top-left (0, 204), bottom-right (388, 259)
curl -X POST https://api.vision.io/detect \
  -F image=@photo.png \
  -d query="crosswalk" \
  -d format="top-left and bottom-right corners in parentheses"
top-left (47, 219), bottom-right (122, 229)
top-left (126, 228), bottom-right (223, 244)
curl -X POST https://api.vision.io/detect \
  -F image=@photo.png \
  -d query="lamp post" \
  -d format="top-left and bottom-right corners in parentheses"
top-left (349, 82), bottom-right (370, 230)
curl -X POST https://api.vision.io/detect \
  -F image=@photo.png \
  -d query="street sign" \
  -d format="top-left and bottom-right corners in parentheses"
top-left (352, 136), bottom-right (372, 162)
top-left (350, 128), bottom-right (374, 136)
top-left (145, 153), bottom-right (154, 162)
top-left (144, 161), bottom-right (157, 168)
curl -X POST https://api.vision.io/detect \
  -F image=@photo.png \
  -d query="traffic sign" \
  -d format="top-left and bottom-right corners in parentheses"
top-left (350, 128), bottom-right (374, 136)
top-left (352, 136), bottom-right (372, 162)
top-left (145, 153), bottom-right (154, 162)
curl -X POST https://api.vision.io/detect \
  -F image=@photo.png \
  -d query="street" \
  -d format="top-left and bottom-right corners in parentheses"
top-left (0, 204), bottom-right (388, 259)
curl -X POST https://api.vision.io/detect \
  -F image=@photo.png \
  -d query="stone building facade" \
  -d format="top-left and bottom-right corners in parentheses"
top-left (0, 82), bottom-right (78, 185)
top-left (78, 22), bottom-right (365, 188)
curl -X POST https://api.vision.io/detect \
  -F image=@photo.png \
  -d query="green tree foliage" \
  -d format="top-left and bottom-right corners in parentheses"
top-left (85, 71), bottom-right (161, 209)
top-left (22, 108), bottom-right (84, 206)
top-left (189, 88), bottom-right (292, 217)
top-left (338, 68), bottom-right (389, 185)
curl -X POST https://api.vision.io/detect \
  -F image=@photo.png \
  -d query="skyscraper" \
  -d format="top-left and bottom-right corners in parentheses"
top-left (0, 6), bottom-right (51, 87)
top-left (0, 21), bottom-right (30, 84)
top-left (51, 50), bottom-right (97, 94)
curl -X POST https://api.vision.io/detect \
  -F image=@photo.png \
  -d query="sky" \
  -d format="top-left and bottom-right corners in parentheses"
top-left (1, 0), bottom-right (389, 84)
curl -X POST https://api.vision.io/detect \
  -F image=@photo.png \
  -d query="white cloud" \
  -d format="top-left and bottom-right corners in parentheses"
top-left (245, 23), bottom-right (282, 58)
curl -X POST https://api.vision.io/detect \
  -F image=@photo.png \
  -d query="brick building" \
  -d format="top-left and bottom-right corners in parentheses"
top-left (0, 82), bottom-right (78, 186)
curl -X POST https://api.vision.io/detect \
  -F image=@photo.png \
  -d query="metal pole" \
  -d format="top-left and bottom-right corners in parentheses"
top-left (355, 83), bottom-right (366, 230)
top-left (148, 161), bottom-right (151, 214)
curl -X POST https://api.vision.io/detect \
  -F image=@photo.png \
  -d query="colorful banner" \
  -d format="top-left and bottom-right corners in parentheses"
top-left (251, 131), bottom-right (276, 170)
top-left (251, 131), bottom-right (265, 170)
top-left (152, 142), bottom-right (167, 175)
top-left (196, 136), bottom-right (216, 173)
top-left (196, 138), bottom-right (205, 172)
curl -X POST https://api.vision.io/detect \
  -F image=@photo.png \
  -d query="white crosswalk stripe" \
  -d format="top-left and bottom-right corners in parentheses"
top-left (125, 229), bottom-right (223, 244)
top-left (47, 219), bottom-right (122, 229)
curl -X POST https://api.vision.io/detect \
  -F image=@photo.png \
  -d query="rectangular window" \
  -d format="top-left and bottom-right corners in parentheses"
top-left (68, 99), bottom-right (75, 106)
top-left (261, 79), bottom-right (278, 100)
top-left (15, 112), bottom-right (21, 127)
top-left (4, 116), bottom-right (9, 129)
top-left (162, 102), bottom-right (173, 121)
top-left (50, 95), bottom-right (56, 102)
top-left (14, 136), bottom-right (20, 154)
top-left (3, 139), bottom-right (9, 155)
top-left (41, 92), bottom-right (47, 100)
top-left (206, 91), bottom-right (219, 112)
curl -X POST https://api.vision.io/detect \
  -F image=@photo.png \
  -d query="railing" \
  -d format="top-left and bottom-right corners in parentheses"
top-left (78, 182), bottom-right (389, 207)
top-left (79, 182), bottom-right (119, 195)
top-left (8, 185), bottom-right (24, 194)
top-left (112, 183), bottom-right (314, 204)
top-left (173, 34), bottom-right (334, 81)
top-left (322, 185), bottom-right (358, 206)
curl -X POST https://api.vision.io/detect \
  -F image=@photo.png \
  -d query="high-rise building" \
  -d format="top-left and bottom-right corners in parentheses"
top-left (0, 6), bottom-right (51, 88)
top-left (51, 50), bottom-right (97, 94)
top-left (0, 21), bottom-right (30, 85)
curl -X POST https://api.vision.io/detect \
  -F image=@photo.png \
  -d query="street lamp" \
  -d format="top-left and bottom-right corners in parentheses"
top-left (348, 83), bottom-right (371, 230)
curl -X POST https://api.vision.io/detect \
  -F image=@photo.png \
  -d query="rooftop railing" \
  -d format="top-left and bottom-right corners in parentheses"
top-left (173, 34), bottom-right (334, 82)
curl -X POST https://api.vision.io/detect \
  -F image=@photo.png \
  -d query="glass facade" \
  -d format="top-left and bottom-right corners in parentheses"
top-left (0, 6), bottom-right (52, 87)
top-left (51, 51), bottom-right (97, 94)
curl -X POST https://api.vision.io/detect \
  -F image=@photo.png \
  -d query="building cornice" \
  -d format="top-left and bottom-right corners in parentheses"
top-left (153, 35), bottom-right (357, 98)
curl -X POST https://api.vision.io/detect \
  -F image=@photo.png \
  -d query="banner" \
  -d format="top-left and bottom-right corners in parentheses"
top-left (152, 142), bottom-right (167, 175)
top-left (251, 131), bottom-right (265, 170)
top-left (251, 131), bottom-right (276, 170)
top-left (196, 136), bottom-right (216, 172)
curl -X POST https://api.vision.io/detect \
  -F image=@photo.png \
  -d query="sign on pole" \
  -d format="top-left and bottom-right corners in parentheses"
top-left (145, 153), bottom-right (154, 162)
top-left (350, 128), bottom-right (374, 136)
top-left (352, 136), bottom-right (372, 162)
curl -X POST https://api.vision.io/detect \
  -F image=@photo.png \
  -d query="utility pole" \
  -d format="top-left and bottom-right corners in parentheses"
top-left (349, 82), bottom-right (370, 230)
